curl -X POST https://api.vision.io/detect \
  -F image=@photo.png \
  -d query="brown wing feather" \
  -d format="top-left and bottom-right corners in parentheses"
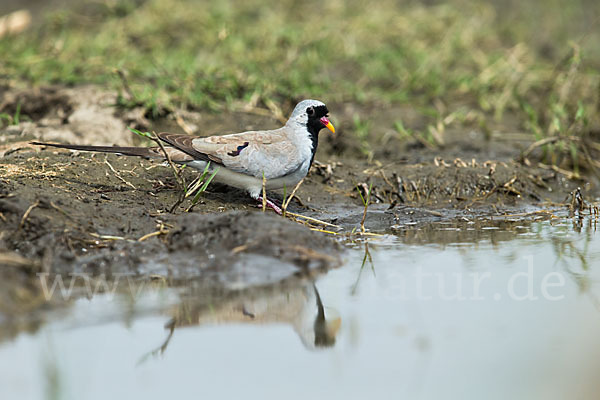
top-left (157, 132), bottom-right (218, 163)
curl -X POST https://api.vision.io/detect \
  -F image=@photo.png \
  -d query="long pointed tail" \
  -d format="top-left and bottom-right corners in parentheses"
top-left (31, 142), bottom-right (160, 159)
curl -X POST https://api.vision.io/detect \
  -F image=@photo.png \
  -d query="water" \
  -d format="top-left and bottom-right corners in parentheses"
top-left (1, 214), bottom-right (600, 400)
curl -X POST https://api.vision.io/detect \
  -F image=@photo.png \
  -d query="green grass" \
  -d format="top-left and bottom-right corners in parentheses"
top-left (1, 0), bottom-right (599, 170)
top-left (0, 101), bottom-right (28, 126)
top-left (127, 127), bottom-right (218, 211)
top-left (186, 162), bottom-right (219, 211)
top-left (352, 115), bottom-right (372, 159)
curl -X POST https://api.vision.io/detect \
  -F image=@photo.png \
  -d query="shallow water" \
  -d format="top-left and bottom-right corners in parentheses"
top-left (1, 213), bottom-right (600, 400)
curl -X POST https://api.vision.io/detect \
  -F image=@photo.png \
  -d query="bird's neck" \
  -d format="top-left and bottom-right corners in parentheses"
top-left (305, 122), bottom-right (320, 166)
top-left (286, 120), bottom-right (320, 167)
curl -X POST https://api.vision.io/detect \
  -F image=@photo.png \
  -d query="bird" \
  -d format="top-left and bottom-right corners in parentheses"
top-left (32, 99), bottom-right (335, 214)
top-left (150, 282), bottom-right (340, 355)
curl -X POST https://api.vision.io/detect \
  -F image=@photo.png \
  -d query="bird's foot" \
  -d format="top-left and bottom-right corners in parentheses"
top-left (256, 197), bottom-right (282, 215)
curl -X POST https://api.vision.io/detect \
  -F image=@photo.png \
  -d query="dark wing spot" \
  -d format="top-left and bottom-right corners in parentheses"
top-left (227, 142), bottom-right (249, 157)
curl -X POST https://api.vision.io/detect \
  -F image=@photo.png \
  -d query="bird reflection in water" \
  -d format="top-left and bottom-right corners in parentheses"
top-left (143, 280), bottom-right (341, 360)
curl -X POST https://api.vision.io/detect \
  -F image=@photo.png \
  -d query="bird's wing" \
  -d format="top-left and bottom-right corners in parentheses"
top-left (156, 133), bottom-right (216, 163)
top-left (158, 129), bottom-right (305, 179)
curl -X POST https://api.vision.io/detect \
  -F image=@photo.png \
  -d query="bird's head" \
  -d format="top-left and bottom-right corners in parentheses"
top-left (287, 99), bottom-right (335, 134)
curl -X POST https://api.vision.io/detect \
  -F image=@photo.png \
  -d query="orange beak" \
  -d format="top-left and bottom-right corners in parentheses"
top-left (319, 117), bottom-right (335, 134)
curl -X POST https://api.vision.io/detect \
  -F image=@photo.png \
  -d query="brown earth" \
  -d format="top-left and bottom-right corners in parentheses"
top-left (0, 84), bottom-right (597, 336)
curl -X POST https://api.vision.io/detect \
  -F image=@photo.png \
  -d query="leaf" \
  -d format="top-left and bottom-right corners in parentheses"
top-left (128, 127), bottom-right (154, 138)
top-left (191, 163), bottom-right (219, 205)
top-left (199, 167), bottom-right (219, 193)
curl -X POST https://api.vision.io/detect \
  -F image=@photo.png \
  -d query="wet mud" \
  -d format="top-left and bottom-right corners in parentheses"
top-left (1, 84), bottom-right (598, 337)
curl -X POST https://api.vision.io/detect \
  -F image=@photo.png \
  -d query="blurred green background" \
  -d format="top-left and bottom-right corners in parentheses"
top-left (1, 0), bottom-right (599, 168)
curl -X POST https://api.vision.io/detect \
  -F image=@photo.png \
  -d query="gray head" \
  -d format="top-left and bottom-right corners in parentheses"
top-left (286, 99), bottom-right (335, 134)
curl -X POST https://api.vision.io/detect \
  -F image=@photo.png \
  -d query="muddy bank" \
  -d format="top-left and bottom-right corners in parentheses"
top-left (0, 206), bottom-right (342, 342)
top-left (0, 197), bottom-right (342, 276)
top-left (1, 84), bottom-right (595, 268)
top-left (1, 84), bottom-right (597, 332)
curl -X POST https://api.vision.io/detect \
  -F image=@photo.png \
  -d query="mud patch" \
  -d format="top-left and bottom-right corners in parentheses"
top-left (1, 84), bottom-right (598, 346)
top-left (0, 85), bottom-right (597, 311)
top-left (0, 201), bottom-right (341, 338)
top-left (0, 85), bottom-right (135, 155)
top-left (0, 194), bottom-right (340, 278)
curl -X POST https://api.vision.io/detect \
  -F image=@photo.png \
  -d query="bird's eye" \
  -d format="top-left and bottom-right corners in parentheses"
top-left (306, 107), bottom-right (314, 116)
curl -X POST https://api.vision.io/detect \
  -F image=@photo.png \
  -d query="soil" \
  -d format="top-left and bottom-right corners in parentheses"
top-left (0, 84), bottom-right (597, 336)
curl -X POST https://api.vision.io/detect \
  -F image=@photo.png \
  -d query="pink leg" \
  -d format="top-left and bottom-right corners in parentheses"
top-left (256, 196), bottom-right (282, 215)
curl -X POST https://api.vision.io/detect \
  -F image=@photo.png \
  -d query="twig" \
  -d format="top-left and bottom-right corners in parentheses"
top-left (104, 158), bottom-right (137, 190)
top-left (495, 210), bottom-right (555, 219)
top-left (357, 232), bottom-right (384, 237)
top-left (358, 183), bottom-right (373, 233)
top-left (282, 178), bottom-right (305, 216)
top-left (89, 232), bottom-right (134, 242)
top-left (521, 135), bottom-right (580, 159)
top-left (138, 229), bottom-right (168, 242)
top-left (150, 133), bottom-right (186, 212)
top-left (49, 201), bottom-right (74, 220)
top-left (537, 162), bottom-right (581, 180)
top-left (286, 211), bottom-right (340, 228)
top-left (139, 222), bottom-right (169, 241)
top-left (308, 227), bottom-right (384, 237)
top-left (18, 200), bottom-right (40, 230)
top-left (231, 244), bottom-right (249, 254)
top-left (309, 228), bottom-right (341, 235)
top-left (261, 173), bottom-right (267, 212)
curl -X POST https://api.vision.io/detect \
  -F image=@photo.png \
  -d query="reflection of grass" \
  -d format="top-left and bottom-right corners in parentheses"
top-left (351, 242), bottom-right (375, 295)
top-left (551, 225), bottom-right (593, 289)
top-left (43, 341), bottom-right (63, 400)
top-left (549, 209), bottom-right (600, 296)
top-left (1, 0), bottom-right (599, 169)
